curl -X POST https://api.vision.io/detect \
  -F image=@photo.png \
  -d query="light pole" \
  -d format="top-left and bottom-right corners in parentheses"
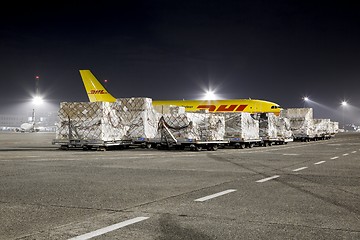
top-left (35, 75), bottom-right (40, 96)
top-left (341, 101), bottom-right (347, 130)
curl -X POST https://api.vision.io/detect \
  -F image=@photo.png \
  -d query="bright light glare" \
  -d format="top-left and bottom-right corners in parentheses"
top-left (303, 97), bottom-right (309, 101)
top-left (341, 101), bottom-right (347, 106)
top-left (32, 96), bottom-right (44, 105)
top-left (204, 90), bottom-right (218, 100)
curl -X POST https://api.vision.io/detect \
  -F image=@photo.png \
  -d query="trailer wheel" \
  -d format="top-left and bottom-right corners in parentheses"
top-left (208, 144), bottom-right (218, 151)
top-left (248, 143), bottom-right (254, 148)
top-left (60, 145), bottom-right (68, 150)
top-left (239, 143), bottom-right (245, 149)
top-left (195, 145), bottom-right (202, 151)
top-left (97, 146), bottom-right (107, 151)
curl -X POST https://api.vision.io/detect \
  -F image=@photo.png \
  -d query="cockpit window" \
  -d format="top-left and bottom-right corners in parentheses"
top-left (271, 105), bottom-right (281, 109)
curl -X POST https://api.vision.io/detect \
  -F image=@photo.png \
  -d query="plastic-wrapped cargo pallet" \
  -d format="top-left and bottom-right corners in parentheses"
top-left (157, 106), bottom-right (225, 141)
top-left (313, 119), bottom-right (331, 139)
top-left (56, 102), bottom-right (128, 141)
top-left (224, 112), bottom-right (260, 141)
top-left (329, 121), bottom-right (339, 136)
top-left (281, 108), bottom-right (315, 141)
top-left (259, 113), bottom-right (278, 140)
top-left (115, 97), bottom-right (159, 140)
top-left (55, 98), bottom-right (160, 143)
top-left (275, 115), bottom-right (293, 142)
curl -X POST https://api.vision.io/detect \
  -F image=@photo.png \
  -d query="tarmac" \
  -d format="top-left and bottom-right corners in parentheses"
top-left (0, 131), bottom-right (359, 239)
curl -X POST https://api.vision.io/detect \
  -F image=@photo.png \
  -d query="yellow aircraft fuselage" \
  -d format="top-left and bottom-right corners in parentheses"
top-left (152, 99), bottom-right (281, 115)
top-left (80, 70), bottom-right (282, 115)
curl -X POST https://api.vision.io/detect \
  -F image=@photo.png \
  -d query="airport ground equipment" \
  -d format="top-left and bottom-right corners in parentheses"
top-left (52, 99), bottom-right (159, 150)
top-left (223, 112), bottom-right (262, 148)
top-left (281, 108), bottom-right (338, 142)
top-left (258, 113), bottom-right (293, 146)
top-left (51, 102), bottom-right (134, 150)
top-left (151, 113), bottom-right (228, 151)
top-left (52, 99), bottom-right (338, 150)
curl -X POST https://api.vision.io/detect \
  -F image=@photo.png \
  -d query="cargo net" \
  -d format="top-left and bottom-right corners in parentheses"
top-left (55, 98), bottom-right (160, 142)
top-left (113, 98), bottom-right (159, 140)
top-left (56, 102), bottom-right (127, 141)
top-left (157, 112), bottom-right (225, 141)
top-left (223, 113), bottom-right (259, 140)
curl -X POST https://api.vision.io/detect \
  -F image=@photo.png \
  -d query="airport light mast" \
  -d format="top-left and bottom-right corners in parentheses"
top-left (32, 75), bottom-right (43, 105)
top-left (341, 100), bottom-right (347, 130)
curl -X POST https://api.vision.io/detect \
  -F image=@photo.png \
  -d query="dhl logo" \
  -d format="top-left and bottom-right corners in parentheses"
top-left (197, 104), bottom-right (248, 112)
top-left (89, 90), bottom-right (107, 94)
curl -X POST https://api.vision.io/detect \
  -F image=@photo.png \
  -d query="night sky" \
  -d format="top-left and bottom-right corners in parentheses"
top-left (1, 1), bottom-right (360, 123)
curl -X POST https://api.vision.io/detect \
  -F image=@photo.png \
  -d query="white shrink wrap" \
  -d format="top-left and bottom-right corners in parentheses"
top-left (313, 119), bottom-right (331, 137)
top-left (281, 108), bottom-right (315, 138)
top-left (158, 112), bottom-right (225, 141)
top-left (153, 105), bottom-right (186, 114)
top-left (259, 113), bottom-right (277, 139)
top-left (224, 112), bottom-right (260, 141)
top-left (275, 116), bottom-right (293, 139)
top-left (281, 108), bottom-right (313, 120)
top-left (55, 98), bottom-right (160, 142)
top-left (329, 121), bottom-right (339, 134)
top-left (56, 102), bottom-right (127, 141)
top-left (115, 98), bottom-right (159, 140)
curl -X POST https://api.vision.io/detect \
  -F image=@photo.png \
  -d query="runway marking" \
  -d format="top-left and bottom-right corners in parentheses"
top-left (292, 167), bottom-right (308, 172)
top-left (194, 189), bottom-right (237, 202)
top-left (314, 161), bottom-right (326, 165)
top-left (256, 175), bottom-right (280, 183)
top-left (68, 216), bottom-right (149, 240)
top-left (283, 153), bottom-right (299, 156)
top-left (343, 153), bottom-right (349, 156)
top-left (351, 151), bottom-right (357, 153)
top-left (330, 156), bottom-right (339, 160)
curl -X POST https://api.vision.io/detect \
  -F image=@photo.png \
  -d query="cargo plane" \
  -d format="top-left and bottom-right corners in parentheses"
top-left (80, 70), bottom-right (282, 115)
top-left (15, 109), bottom-right (40, 133)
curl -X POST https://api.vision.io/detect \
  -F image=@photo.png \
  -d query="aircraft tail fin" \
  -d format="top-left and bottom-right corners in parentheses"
top-left (79, 70), bottom-right (117, 102)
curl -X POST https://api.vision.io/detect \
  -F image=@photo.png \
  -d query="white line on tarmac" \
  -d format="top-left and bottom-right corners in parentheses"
top-left (256, 175), bottom-right (280, 183)
top-left (292, 167), bottom-right (308, 172)
top-left (68, 216), bottom-right (149, 240)
top-left (314, 161), bottom-right (326, 165)
top-left (194, 189), bottom-right (237, 202)
top-left (331, 156), bottom-right (339, 160)
top-left (283, 153), bottom-right (299, 156)
top-left (351, 151), bottom-right (357, 153)
top-left (343, 153), bottom-right (349, 156)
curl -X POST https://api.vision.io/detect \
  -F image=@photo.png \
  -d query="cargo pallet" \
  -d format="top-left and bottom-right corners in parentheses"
top-left (152, 119), bottom-right (228, 151)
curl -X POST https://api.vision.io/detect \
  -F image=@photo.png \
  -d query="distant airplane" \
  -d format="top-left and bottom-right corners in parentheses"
top-left (80, 70), bottom-right (283, 115)
top-left (16, 109), bottom-right (40, 133)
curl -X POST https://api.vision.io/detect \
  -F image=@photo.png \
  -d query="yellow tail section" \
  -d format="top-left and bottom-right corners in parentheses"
top-left (80, 70), bottom-right (116, 102)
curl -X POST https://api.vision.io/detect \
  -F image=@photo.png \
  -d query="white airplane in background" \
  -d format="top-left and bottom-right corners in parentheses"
top-left (16, 109), bottom-right (40, 133)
